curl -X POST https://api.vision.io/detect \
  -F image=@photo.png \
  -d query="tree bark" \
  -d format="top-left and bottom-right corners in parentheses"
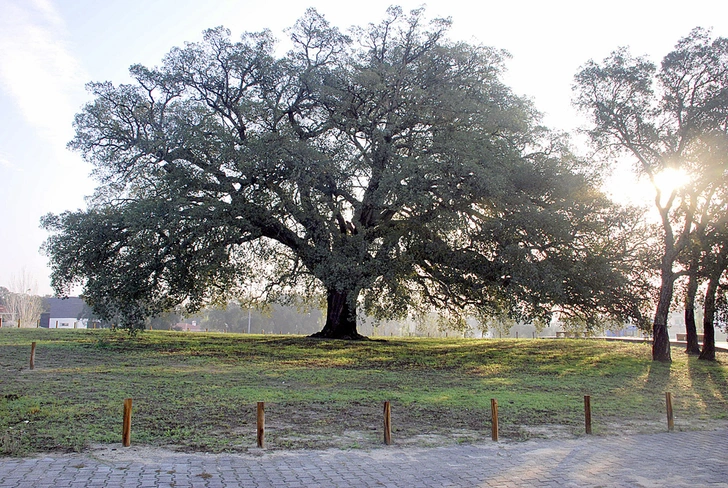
top-left (684, 271), bottom-right (701, 355)
top-left (698, 277), bottom-right (718, 361)
top-left (310, 289), bottom-right (366, 340)
top-left (652, 268), bottom-right (674, 362)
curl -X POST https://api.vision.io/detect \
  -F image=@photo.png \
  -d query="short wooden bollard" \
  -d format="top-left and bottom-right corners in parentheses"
top-left (584, 395), bottom-right (592, 434)
top-left (257, 402), bottom-right (265, 448)
top-left (666, 392), bottom-right (674, 432)
top-left (491, 398), bottom-right (499, 442)
top-left (122, 398), bottom-right (133, 447)
top-left (383, 401), bottom-right (392, 445)
top-left (30, 342), bottom-right (36, 370)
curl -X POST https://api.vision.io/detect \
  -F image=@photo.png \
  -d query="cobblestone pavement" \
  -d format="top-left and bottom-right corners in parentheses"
top-left (1, 428), bottom-right (727, 487)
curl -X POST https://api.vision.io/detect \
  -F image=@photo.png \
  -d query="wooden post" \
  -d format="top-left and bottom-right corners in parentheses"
top-left (122, 398), bottom-right (133, 447)
top-left (0, 316), bottom-right (3, 327)
top-left (584, 395), bottom-right (592, 434)
top-left (491, 398), bottom-right (499, 441)
top-left (30, 342), bottom-right (36, 370)
top-left (383, 401), bottom-right (392, 445)
top-left (666, 392), bottom-right (674, 432)
top-left (257, 402), bottom-right (265, 448)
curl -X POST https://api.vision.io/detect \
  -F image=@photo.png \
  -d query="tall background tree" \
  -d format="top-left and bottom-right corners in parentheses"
top-left (44, 7), bottom-right (648, 338)
top-left (574, 28), bottom-right (728, 361)
top-left (3, 269), bottom-right (45, 328)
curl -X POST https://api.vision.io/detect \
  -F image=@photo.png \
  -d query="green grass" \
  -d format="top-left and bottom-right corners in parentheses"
top-left (1, 328), bottom-right (727, 455)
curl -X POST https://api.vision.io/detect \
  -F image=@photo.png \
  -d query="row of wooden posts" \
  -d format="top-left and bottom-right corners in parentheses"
top-left (24, 342), bottom-right (677, 448)
top-left (118, 394), bottom-right (678, 448)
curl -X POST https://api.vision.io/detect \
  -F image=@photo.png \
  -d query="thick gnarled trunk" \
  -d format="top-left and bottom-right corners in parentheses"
top-left (310, 289), bottom-right (366, 340)
top-left (684, 272), bottom-right (701, 355)
top-left (652, 269), bottom-right (674, 362)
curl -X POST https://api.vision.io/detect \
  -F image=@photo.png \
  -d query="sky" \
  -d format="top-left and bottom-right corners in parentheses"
top-left (1, 0), bottom-right (727, 295)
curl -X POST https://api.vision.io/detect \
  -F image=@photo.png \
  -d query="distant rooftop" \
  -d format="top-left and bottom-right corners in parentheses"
top-left (46, 297), bottom-right (88, 318)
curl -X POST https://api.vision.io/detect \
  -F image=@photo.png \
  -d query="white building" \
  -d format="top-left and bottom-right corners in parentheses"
top-left (42, 297), bottom-right (89, 329)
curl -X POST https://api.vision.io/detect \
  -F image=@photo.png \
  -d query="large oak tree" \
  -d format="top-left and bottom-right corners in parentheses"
top-left (43, 8), bottom-right (647, 338)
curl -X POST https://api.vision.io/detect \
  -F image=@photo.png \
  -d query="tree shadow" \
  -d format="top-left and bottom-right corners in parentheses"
top-left (687, 356), bottom-right (728, 408)
top-left (644, 360), bottom-right (671, 394)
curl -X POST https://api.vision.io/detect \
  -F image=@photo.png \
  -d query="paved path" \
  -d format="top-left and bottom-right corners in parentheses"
top-left (2, 428), bottom-right (727, 487)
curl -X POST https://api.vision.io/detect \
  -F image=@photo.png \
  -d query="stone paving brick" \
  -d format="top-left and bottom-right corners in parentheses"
top-left (2, 428), bottom-right (728, 487)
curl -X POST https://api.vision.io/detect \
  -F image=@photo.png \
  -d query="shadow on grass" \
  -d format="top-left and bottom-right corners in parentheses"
top-left (687, 356), bottom-right (728, 413)
top-left (644, 360), bottom-right (671, 394)
top-left (5, 330), bottom-right (726, 453)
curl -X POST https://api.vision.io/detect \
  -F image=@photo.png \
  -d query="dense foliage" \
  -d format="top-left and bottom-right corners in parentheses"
top-left (43, 7), bottom-right (648, 337)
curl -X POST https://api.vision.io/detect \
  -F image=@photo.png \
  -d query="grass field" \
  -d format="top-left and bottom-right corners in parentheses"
top-left (1, 328), bottom-right (727, 456)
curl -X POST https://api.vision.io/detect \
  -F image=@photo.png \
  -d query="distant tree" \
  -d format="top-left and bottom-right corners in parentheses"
top-left (148, 307), bottom-right (184, 331)
top-left (187, 304), bottom-right (242, 332)
top-left (574, 28), bottom-right (728, 362)
top-left (44, 7), bottom-right (648, 338)
top-left (481, 314), bottom-right (517, 339)
top-left (5, 269), bottom-right (44, 327)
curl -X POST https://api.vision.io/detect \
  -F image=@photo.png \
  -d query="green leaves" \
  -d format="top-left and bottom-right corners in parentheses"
top-left (44, 8), bottom-right (647, 336)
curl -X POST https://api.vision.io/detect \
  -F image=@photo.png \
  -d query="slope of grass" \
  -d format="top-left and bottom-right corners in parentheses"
top-left (1, 328), bottom-right (726, 455)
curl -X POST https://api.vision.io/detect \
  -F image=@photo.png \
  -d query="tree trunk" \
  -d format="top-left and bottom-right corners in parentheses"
top-left (652, 269), bottom-right (674, 362)
top-left (310, 289), bottom-right (366, 340)
top-left (684, 271), bottom-right (701, 355)
top-left (698, 277), bottom-right (718, 361)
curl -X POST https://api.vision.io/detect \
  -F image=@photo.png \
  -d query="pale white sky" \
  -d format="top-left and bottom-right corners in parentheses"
top-left (1, 0), bottom-right (727, 295)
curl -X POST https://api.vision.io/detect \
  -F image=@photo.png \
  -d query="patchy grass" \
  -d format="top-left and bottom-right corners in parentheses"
top-left (1, 328), bottom-right (727, 455)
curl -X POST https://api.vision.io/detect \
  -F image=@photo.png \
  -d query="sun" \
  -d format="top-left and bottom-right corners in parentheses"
top-left (652, 167), bottom-right (689, 197)
top-left (602, 163), bottom-right (688, 207)
top-left (605, 165), bottom-right (690, 208)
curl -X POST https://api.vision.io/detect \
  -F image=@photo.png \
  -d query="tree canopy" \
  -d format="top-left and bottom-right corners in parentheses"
top-left (43, 7), bottom-right (648, 338)
top-left (574, 27), bottom-right (728, 361)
